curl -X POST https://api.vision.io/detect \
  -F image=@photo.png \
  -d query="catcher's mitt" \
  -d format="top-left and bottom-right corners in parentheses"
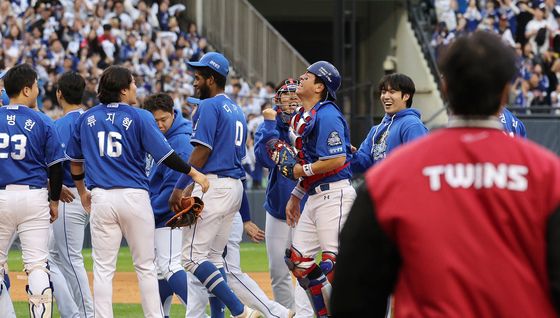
top-left (266, 139), bottom-right (297, 166)
top-left (266, 139), bottom-right (299, 180)
top-left (166, 196), bottom-right (204, 228)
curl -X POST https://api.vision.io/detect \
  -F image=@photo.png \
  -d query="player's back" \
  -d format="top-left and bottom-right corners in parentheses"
top-left (69, 103), bottom-right (172, 190)
top-left (0, 105), bottom-right (64, 187)
top-left (191, 94), bottom-right (246, 179)
top-left (367, 127), bottom-right (560, 318)
top-left (55, 109), bottom-right (84, 187)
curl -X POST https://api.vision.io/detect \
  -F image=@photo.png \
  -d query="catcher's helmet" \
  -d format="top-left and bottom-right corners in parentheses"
top-left (307, 61), bottom-right (341, 100)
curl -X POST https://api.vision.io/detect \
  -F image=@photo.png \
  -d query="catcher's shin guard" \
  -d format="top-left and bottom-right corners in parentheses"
top-left (26, 285), bottom-right (53, 318)
top-left (319, 251), bottom-right (336, 283)
top-left (285, 247), bottom-right (332, 317)
top-left (299, 266), bottom-right (332, 318)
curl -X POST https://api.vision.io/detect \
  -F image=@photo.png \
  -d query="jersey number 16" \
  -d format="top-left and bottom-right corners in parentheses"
top-left (98, 131), bottom-right (122, 157)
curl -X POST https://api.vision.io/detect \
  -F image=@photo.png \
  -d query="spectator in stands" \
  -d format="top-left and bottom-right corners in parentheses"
top-left (498, 14), bottom-right (516, 46)
top-left (525, 4), bottom-right (552, 54)
top-left (464, 0), bottom-right (482, 32)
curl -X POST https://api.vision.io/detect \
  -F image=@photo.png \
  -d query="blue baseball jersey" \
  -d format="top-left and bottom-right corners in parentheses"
top-left (55, 109), bottom-right (85, 187)
top-left (190, 94), bottom-right (246, 178)
top-left (254, 118), bottom-right (307, 220)
top-left (500, 108), bottom-right (527, 138)
top-left (65, 103), bottom-right (174, 190)
top-left (148, 109), bottom-right (194, 228)
top-left (302, 101), bottom-right (352, 189)
top-left (0, 105), bottom-right (65, 188)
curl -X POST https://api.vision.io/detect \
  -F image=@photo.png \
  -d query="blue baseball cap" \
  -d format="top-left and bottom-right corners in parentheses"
top-left (187, 52), bottom-right (229, 77)
top-left (187, 97), bottom-right (200, 105)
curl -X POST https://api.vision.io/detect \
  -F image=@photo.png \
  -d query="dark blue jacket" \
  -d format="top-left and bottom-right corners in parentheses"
top-left (254, 117), bottom-right (306, 220)
top-left (149, 110), bottom-right (193, 228)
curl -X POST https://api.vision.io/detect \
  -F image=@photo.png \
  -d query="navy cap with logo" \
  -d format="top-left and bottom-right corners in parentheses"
top-left (187, 52), bottom-right (229, 77)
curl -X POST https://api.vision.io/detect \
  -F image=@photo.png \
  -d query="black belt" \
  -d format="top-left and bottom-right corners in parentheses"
top-left (308, 183), bottom-right (330, 196)
top-left (0, 185), bottom-right (43, 190)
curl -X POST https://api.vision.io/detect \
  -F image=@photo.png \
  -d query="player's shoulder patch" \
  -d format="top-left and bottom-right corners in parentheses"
top-left (327, 131), bottom-right (342, 146)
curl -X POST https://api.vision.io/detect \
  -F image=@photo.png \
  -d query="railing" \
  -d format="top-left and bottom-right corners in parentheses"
top-left (186, 0), bottom-right (309, 85)
top-left (406, 0), bottom-right (440, 91)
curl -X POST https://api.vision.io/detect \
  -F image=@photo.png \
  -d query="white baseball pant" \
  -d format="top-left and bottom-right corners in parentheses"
top-left (182, 176), bottom-right (242, 271)
top-left (155, 227), bottom-right (184, 281)
top-left (185, 273), bottom-right (210, 318)
top-left (265, 213), bottom-right (314, 318)
top-left (49, 226), bottom-right (80, 318)
top-left (90, 188), bottom-right (163, 318)
top-left (292, 180), bottom-right (356, 259)
top-left (225, 212), bottom-right (291, 318)
top-left (0, 186), bottom-right (52, 316)
top-left (0, 233), bottom-right (18, 318)
top-left (50, 187), bottom-right (93, 317)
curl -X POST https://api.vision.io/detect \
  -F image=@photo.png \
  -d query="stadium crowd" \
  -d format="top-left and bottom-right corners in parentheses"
top-left (430, 0), bottom-right (560, 114)
top-left (0, 0), bottom-right (273, 186)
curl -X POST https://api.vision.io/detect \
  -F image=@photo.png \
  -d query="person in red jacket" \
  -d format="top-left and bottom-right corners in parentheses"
top-left (332, 31), bottom-right (560, 318)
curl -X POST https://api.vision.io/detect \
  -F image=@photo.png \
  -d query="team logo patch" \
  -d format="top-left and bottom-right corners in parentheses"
top-left (327, 131), bottom-right (342, 146)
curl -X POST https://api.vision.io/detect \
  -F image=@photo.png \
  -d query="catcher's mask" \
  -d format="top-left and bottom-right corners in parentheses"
top-left (274, 78), bottom-right (301, 125)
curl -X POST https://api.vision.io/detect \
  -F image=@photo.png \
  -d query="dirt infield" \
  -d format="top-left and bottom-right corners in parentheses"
top-left (9, 272), bottom-right (274, 304)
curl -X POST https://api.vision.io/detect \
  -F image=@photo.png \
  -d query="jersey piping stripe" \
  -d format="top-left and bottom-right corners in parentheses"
top-left (337, 189), bottom-right (343, 235)
top-left (156, 149), bottom-right (174, 166)
top-left (64, 154), bottom-right (85, 163)
top-left (47, 157), bottom-right (67, 167)
top-left (190, 139), bottom-right (213, 151)
top-left (318, 153), bottom-right (347, 160)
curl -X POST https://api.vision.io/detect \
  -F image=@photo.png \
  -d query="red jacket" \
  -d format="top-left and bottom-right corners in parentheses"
top-left (367, 126), bottom-right (560, 317)
top-left (331, 121), bottom-right (560, 317)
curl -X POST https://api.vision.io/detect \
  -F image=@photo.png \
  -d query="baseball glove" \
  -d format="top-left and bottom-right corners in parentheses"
top-left (266, 139), bottom-right (299, 180)
top-left (166, 196), bottom-right (204, 228)
top-left (266, 139), bottom-right (297, 166)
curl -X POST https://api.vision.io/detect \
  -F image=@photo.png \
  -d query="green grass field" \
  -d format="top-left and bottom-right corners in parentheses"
top-left (9, 242), bottom-right (269, 317)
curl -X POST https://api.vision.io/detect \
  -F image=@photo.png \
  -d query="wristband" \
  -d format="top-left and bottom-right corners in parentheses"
top-left (71, 173), bottom-right (85, 181)
top-left (302, 163), bottom-right (315, 177)
top-left (291, 184), bottom-right (305, 200)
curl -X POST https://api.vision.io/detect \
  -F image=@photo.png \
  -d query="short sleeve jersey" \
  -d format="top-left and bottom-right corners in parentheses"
top-left (190, 94), bottom-right (247, 179)
top-left (0, 105), bottom-right (65, 188)
top-left (65, 103), bottom-right (173, 190)
top-left (302, 102), bottom-right (352, 187)
top-left (55, 109), bottom-right (84, 187)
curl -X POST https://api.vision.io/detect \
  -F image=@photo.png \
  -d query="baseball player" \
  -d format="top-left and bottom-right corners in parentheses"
top-left (500, 107), bottom-right (527, 137)
top-left (279, 61), bottom-right (356, 318)
top-left (333, 31), bottom-right (560, 318)
top-left (143, 93), bottom-right (192, 317)
top-left (223, 187), bottom-right (294, 318)
top-left (0, 71), bottom-right (16, 318)
top-left (65, 65), bottom-right (209, 318)
top-left (169, 52), bottom-right (262, 318)
top-left (47, 71), bottom-right (94, 318)
top-left (351, 73), bottom-right (428, 173)
top-left (0, 63), bottom-right (65, 317)
top-left (186, 184), bottom-right (294, 318)
top-left (253, 80), bottom-right (314, 318)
